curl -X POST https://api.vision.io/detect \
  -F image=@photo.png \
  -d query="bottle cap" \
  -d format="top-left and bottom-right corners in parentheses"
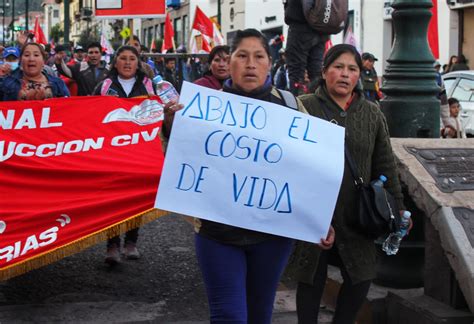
top-left (152, 75), bottom-right (163, 83)
top-left (379, 175), bottom-right (387, 182)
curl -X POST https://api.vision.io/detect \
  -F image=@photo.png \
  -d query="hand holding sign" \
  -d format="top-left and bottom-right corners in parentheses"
top-left (156, 82), bottom-right (345, 243)
top-left (162, 100), bottom-right (184, 138)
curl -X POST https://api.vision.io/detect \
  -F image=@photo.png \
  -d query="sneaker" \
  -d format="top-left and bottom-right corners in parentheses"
top-left (105, 245), bottom-right (121, 265)
top-left (124, 243), bottom-right (140, 260)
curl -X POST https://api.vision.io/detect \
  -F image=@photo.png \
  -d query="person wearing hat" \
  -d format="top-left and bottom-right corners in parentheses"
top-left (72, 45), bottom-right (86, 63)
top-left (361, 52), bottom-right (382, 103)
top-left (0, 47), bottom-right (20, 77)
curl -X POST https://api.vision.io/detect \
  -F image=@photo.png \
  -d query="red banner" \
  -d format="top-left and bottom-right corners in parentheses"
top-left (95, 0), bottom-right (166, 19)
top-left (0, 96), bottom-right (166, 280)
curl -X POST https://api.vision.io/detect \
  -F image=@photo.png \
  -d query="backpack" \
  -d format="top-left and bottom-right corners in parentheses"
top-left (302, 0), bottom-right (348, 35)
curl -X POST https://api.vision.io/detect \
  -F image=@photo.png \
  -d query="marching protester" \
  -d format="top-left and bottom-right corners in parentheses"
top-left (0, 42), bottom-right (69, 101)
top-left (290, 44), bottom-right (411, 324)
top-left (93, 45), bottom-right (156, 264)
top-left (0, 47), bottom-right (20, 77)
top-left (55, 41), bottom-right (109, 96)
top-left (163, 57), bottom-right (180, 92)
top-left (441, 97), bottom-right (467, 138)
top-left (194, 45), bottom-right (230, 90)
top-left (126, 35), bottom-right (157, 79)
top-left (162, 28), bottom-right (335, 324)
top-left (361, 52), bottom-right (382, 103)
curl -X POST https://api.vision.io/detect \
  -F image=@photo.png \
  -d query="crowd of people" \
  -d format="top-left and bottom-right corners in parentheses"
top-left (1, 18), bottom-right (470, 322)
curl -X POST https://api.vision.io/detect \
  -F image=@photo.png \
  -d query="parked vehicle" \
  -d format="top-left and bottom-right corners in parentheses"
top-left (442, 71), bottom-right (474, 137)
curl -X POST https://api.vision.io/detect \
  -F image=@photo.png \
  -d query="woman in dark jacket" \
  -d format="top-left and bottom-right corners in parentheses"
top-left (0, 43), bottom-right (69, 101)
top-left (94, 46), bottom-right (155, 98)
top-left (94, 45), bottom-right (155, 265)
top-left (162, 29), bottom-right (334, 324)
top-left (292, 44), bottom-right (411, 324)
top-left (194, 45), bottom-right (230, 90)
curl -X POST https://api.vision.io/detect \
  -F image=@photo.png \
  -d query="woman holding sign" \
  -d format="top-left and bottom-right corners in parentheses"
top-left (290, 44), bottom-right (411, 324)
top-left (94, 45), bottom-right (156, 265)
top-left (0, 43), bottom-right (69, 101)
top-left (162, 29), bottom-right (335, 324)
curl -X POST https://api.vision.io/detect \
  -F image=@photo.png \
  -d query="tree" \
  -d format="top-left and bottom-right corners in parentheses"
top-left (50, 24), bottom-right (63, 43)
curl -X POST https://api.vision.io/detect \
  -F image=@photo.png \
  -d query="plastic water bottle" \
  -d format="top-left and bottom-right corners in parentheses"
top-left (382, 211), bottom-right (412, 255)
top-left (373, 175), bottom-right (387, 187)
top-left (152, 75), bottom-right (179, 104)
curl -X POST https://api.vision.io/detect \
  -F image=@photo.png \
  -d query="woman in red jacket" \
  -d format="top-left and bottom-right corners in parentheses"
top-left (194, 45), bottom-right (230, 90)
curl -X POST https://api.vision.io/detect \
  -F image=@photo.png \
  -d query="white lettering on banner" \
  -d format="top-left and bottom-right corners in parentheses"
top-left (0, 137), bottom-right (105, 162)
top-left (0, 107), bottom-right (63, 130)
top-left (0, 214), bottom-right (71, 263)
top-left (156, 82), bottom-right (345, 244)
top-left (111, 127), bottom-right (160, 147)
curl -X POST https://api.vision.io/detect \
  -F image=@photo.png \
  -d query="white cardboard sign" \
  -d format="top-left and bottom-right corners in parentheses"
top-left (155, 82), bottom-right (345, 243)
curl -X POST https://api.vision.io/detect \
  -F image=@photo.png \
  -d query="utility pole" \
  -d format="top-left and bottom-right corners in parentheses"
top-left (217, 0), bottom-right (221, 27)
top-left (2, 1), bottom-right (6, 46)
top-left (10, 0), bottom-right (13, 40)
top-left (25, 0), bottom-right (27, 32)
top-left (64, 0), bottom-right (69, 45)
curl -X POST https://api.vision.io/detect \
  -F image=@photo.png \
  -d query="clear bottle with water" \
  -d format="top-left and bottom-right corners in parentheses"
top-left (382, 211), bottom-right (412, 255)
top-left (373, 175), bottom-right (387, 187)
top-left (152, 75), bottom-right (179, 104)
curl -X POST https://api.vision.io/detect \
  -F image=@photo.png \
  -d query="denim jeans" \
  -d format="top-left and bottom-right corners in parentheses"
top-left (195, 233), bottom-right (294, 324)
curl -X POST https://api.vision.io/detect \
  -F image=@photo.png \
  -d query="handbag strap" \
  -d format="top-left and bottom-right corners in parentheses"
top-left (318, 98), bottom-right (364, 186)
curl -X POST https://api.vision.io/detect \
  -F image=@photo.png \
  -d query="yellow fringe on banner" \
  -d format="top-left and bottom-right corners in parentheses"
top-left (0, 208), bottom-right (169, 282)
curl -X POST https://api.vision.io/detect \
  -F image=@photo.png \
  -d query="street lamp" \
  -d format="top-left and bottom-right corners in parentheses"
top-left (375, 0), bottom-right (439, 289)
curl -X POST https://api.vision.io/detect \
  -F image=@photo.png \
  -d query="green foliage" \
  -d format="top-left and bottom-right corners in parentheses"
top-left (50, 24), bottom-right (63, 43)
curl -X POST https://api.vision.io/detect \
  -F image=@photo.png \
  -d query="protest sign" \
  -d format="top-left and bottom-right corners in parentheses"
top-left (155, 82), bottom-right (345, 243)
top-left (0, 96), bottom-right (166, 280)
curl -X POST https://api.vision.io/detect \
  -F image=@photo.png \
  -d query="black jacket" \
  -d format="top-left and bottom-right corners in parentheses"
top-left (57, 60), bottom-right (109, 96)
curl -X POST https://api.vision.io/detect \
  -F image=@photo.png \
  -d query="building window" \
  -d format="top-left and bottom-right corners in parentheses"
top-left (160, 23), bottom-right (165, 39)
top-left (53, 10), bottom-right (59, 18)
top-left (174, 17), bottom-right (182, 47)
top-left (183, 15), bottom-right (189, 49)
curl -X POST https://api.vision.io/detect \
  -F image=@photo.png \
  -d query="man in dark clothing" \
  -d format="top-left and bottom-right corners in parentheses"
top-left (163, 57), bottom-right (180, 91)
top-left (361, 52), bottom-right (381, 103)
top-left (284, 0), bottom-right (329, 95)
top-left (55, 42), bottom-right (109, 96)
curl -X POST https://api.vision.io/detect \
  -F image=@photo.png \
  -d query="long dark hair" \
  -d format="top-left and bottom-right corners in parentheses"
top-left (108, 45), bottom-right (145, 79)
top-left (318, 44), bottom-right (363, 89)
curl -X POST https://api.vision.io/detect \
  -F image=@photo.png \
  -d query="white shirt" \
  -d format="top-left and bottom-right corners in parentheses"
top-left (118, 76), bottom-right (136, 97)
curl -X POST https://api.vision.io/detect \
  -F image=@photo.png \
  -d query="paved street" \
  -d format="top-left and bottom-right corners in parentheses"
top-left (0, 214), bottom-right (333, 323)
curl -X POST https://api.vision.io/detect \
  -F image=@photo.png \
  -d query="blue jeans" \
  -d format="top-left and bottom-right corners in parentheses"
top-left (195, 233), bottom-right (294, 324)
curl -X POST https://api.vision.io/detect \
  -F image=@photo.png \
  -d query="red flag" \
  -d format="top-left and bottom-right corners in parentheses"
top-left (428, 0), bottom-right (439, 59)
top-left (324, 39), bottom-right (333, 55)
top-left (0, 96), bottom-right (166, 280)
top-left (192, 6), bottom-right (214, 38)
top-left (201, 36), bottom-right (212, 53)
top-left (33, 16), bottom-right (48, 45)
top-left (162, 12), bottom-right (175, 53)
top-left (150, 38), bottom-right (156, 52)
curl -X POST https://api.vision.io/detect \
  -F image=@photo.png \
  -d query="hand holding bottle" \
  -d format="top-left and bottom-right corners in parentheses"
top-left (162, 101), bottom-right (184, 138)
